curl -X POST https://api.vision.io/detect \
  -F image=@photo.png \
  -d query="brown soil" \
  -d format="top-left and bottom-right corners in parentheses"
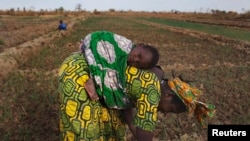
top-left (1, 13), bottom-right (249, 81)
top-left (0, 12), bottom-right (249, 141)
top-left (0, 15), bottom-right (82, 84)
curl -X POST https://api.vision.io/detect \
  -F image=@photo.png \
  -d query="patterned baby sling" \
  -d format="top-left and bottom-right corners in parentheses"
top-left (81, 31), bottom-right (134, 109)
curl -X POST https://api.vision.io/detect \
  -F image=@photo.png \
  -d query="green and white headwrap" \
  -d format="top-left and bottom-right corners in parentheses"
top-left (80, 31), bottom-right (134, 109)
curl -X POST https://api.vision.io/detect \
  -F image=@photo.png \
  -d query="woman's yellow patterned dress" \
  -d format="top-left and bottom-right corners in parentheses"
top-left (58, 52), bottom-right (160, 141)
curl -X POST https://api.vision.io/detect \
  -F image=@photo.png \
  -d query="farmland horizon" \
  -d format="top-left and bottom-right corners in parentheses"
top-left (0, 12), bottom-right (249, 140)
top-left (0, 0), bottom-right (250, 14)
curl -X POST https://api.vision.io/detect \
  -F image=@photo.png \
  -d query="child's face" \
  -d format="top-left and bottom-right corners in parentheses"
top-left (128, 46), bottom-right (153, 69)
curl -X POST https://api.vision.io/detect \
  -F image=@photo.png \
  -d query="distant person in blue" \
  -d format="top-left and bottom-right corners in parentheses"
top-left (58, 20), bottom-right (67, 30)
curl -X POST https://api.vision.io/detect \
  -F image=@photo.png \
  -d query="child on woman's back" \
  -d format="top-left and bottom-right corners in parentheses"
top-left (80, 31), bottom-right (160, 108)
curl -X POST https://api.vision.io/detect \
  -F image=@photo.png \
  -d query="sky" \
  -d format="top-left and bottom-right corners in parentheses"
top-left (0, 0), bottom-right (249, 13)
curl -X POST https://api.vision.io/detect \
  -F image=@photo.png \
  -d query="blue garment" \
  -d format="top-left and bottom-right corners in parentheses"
top-left (58, 23), bottom-right (67, 30)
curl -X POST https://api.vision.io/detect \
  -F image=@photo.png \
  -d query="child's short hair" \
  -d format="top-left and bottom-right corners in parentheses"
top-left (137, 43), bottom-right (159, 68)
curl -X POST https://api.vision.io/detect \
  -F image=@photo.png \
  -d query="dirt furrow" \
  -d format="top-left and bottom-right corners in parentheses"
top-left (0, 17), bottom-right (84, 84)
top-left (130, 18), bottom-right (250, 54)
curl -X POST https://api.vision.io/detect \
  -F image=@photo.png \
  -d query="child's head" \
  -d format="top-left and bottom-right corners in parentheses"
top-left (128, 43), bottom-right (159, 69)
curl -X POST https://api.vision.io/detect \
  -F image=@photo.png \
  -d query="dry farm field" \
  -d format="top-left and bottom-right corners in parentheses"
top-left (0, 12), bottom-right (249, 141)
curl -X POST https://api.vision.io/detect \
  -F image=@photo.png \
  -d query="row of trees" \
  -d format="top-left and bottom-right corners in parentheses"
top-left (1, 3), bottom-right (83, 13)
top-left (1, 3), bottom-right (249, 16)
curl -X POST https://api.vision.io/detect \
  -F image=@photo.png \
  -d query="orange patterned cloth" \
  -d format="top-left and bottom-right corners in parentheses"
top-left (168, 78), bottom-right (215, 128)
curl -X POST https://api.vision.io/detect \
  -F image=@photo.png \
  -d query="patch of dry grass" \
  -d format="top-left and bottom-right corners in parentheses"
top-left (0, 12), bottom-right (249, 140)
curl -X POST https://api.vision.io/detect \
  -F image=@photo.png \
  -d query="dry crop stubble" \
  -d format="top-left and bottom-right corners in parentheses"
top-left (0, 12), bottom-right (249, 140)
